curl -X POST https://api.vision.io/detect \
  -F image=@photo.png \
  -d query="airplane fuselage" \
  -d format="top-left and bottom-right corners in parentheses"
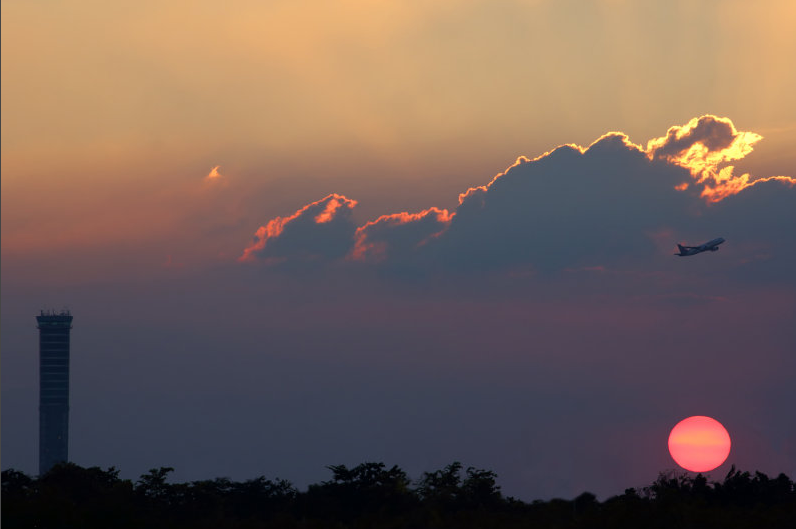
top-left (675, 237), bottom-right (725, 256)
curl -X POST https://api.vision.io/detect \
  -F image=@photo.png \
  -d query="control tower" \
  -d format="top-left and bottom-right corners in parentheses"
top-left (36, 310), bottom-right (73, 475)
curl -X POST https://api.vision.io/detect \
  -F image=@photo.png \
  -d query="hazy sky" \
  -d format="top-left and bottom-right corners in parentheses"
top-left (2, 0), bottom-right (795, 500)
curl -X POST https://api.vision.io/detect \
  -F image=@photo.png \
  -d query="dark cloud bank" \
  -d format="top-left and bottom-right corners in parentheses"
top-left (241, 116), bottom-right (795, 278)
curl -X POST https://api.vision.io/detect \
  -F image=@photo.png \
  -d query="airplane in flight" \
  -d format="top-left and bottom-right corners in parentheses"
top-left (674, 237), bottom-right (725, 256)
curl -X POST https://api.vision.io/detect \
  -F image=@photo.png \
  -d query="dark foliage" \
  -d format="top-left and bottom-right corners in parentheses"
top-left (3, 462), bottom-right (795, 528)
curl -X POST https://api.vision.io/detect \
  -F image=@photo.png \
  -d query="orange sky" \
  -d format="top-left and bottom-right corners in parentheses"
top-left (3, 0), bottom-right (796, 276)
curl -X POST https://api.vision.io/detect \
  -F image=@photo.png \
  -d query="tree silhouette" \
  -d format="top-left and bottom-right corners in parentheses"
top-left (2, 462), bottom-right (794, 528)
top-left (302, 462), bottom-right (416, 524)
top-left (136, 466), bottom-right (175, 501)
top-left (418, 461), bottom-right (463, 507)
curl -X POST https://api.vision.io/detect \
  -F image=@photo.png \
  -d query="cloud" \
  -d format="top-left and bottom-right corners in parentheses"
top-left (351, 208), bottom-right (453, 262)
top-left (427, 132), bottom-right (698, 272)
top-left (646, 115), bottom-right (795, 201)
top-left (205, 165), bottom-right (224, 182)
top-left (239, 194), bottom-right (358, 263)
top-left (240, 116), bottom-right (795, 276)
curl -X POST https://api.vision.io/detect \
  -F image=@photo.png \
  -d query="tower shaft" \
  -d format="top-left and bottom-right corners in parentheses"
top-left (37, 311), bottom-right (73, 475)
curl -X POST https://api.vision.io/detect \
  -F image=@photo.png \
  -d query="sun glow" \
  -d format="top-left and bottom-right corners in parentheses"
top-left (668, 416), bottom-right (731, 472)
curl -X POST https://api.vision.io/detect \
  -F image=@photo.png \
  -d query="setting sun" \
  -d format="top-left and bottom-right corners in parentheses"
top-left (668, 416), bottom-right (731, 473)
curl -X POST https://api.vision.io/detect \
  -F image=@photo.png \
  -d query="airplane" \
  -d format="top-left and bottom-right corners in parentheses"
top-left (674, 237), bottom-right (725, 256)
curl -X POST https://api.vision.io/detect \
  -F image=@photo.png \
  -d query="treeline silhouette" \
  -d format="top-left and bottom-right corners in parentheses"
top-left (3, 462), bottom-right (795, 528)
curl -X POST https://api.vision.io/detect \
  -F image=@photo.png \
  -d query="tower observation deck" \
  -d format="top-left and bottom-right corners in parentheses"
top-left (37, 310), bottom-right (73, 475)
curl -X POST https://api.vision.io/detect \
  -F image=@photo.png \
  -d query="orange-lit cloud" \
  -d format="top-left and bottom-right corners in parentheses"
top-left (206, 165), bottom-right (223, 181)
top-left (314, 196), bottom-right (349, 224)
top-left (646, 115), bottom-right (796, 202)
top-left (239, 194), bottom-right (357, 263)
top-left (202, 165), bottom-right (231, 191)
top-left (351, 207), bottom-right (453, 262)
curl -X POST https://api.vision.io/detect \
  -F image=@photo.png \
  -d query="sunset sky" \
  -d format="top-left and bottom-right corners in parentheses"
top-left (2, 0), bottom-right (795, 500)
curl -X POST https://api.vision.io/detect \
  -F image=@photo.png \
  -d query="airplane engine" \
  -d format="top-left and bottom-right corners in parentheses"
top-left (711, 247), bottom-right (719, 251)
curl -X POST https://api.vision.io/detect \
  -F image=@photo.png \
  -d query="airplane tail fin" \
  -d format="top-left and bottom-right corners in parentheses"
top-left (676, 244), bottom-right (686, 255)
